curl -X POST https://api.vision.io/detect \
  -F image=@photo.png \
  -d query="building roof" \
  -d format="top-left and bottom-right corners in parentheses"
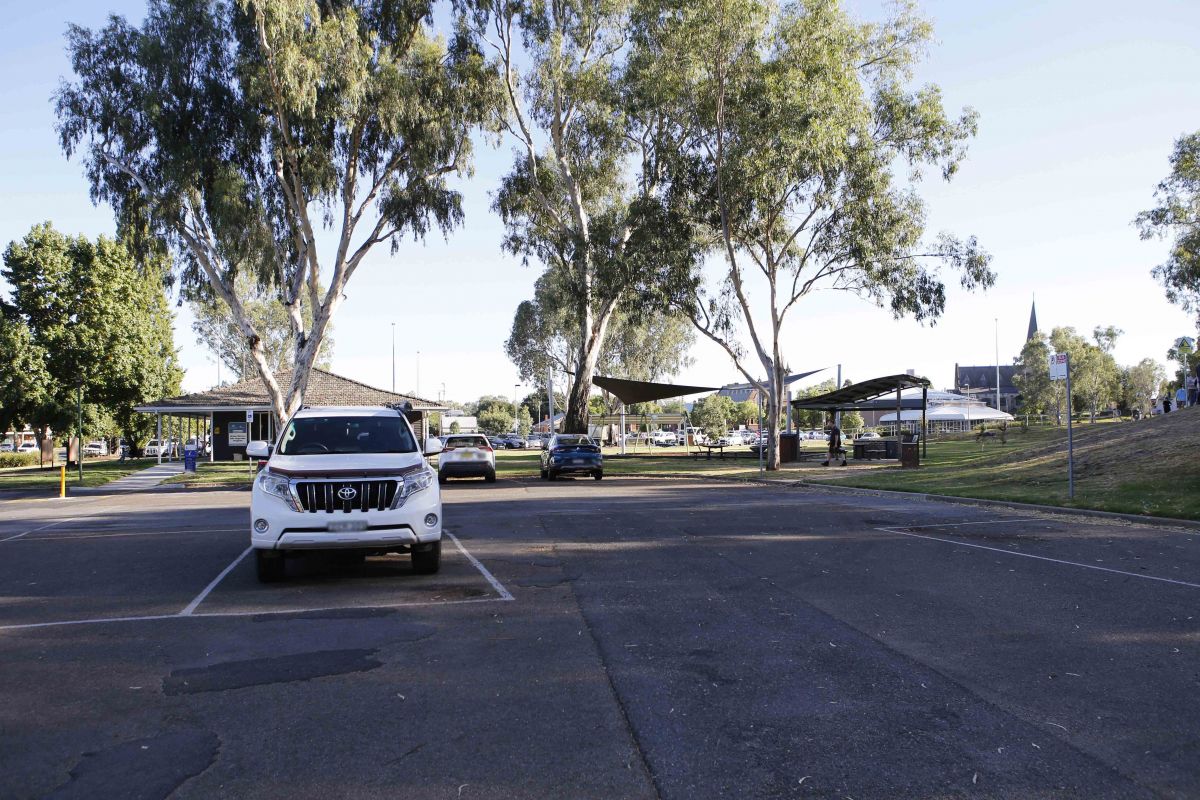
top-left (880, 405), bottom-right (1014, 423)
top-left (955, 365), bottom-right (1019, 393)
top-left (135, 368), bottom-right (445, 414)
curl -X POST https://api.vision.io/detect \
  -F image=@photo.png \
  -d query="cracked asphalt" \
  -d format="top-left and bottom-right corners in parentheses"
top-left (1, 478), bottom-right (1198, 799)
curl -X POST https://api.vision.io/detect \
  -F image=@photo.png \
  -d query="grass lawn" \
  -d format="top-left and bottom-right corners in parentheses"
top-left (163, 461), bottom-right (260, 487)
top-left (0, 459), bottom-right (158, 491)
top-left (807, 418), bottom-right (1200, 520)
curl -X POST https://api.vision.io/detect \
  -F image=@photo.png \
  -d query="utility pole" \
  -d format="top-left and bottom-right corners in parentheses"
top-left (994, 317), bottom-right (1001, 411)
top-left (416, 350), bottom-right (421, 397)
top-left (77, 387), bottom-right (83, 482)
top-left (391, 322), bottom-right (396, 392)
top-left (547, 366), bottom-right (554, 435)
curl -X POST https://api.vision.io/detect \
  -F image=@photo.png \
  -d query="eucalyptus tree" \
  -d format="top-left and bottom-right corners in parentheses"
top-left (472, 0), bottom-right (698, 433)
top-left (1013, 332), bottom-right (1054, 418)
top-left (642, 0), bottom-right (992, 468)
top-left (57, 0), bottom-right (502, 423)
top-left (1137, 132), bottom-right (1200, 324)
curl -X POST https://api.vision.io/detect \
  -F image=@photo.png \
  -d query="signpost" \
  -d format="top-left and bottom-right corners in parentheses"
top-left (1049, 353), bottom-right (1074, 499)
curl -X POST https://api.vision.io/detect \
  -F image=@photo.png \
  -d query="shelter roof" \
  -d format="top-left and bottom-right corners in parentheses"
top-left (592, 376), bottom-right (720, 405)
top-left (791, 374), bottom-right (931, 411)
top-left (135, 368), bottom-right (445, 414)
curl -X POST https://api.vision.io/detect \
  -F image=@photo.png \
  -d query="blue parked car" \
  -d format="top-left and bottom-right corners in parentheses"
top-left (541, 434), bottom-right (603, 481)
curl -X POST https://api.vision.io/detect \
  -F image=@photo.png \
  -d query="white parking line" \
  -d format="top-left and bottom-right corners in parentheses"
top-left (0, 534), bottom-right (515, 632)
top-left (0, 516), bottom-right (84, 543)
top-left (8, 528), bottom-right (246, 542)
top-left (179, 547), bottom-right (253, 615)
top-left (447, 532), bottom-right (514, 601)
top-left (874, 526), bottom-right (1200, 590)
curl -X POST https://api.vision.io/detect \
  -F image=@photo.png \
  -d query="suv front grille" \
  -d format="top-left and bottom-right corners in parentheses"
top-left (295, 480), bottom-right (399, 513)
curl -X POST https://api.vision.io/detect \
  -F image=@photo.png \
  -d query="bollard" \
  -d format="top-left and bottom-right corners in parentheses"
top-left (60, 465), bottom-right (66, 498)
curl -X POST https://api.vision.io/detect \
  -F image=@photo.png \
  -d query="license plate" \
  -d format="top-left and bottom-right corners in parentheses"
top-left (461, 452), bottom-right (475, 459)
top-left (572, 458), bottom-right (585, 465)
top-left (328, 520), bottom-right (368, 532)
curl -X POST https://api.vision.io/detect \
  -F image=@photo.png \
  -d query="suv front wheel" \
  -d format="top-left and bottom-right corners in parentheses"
top-left (412, 540), bottom-right (441, 574)
top-left (255, 549), bottom-right (285, 582)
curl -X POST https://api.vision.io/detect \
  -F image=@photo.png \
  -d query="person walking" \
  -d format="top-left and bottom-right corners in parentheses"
top-left (1176, 385), bottom-right (1187, 410)
top-left (822, 424), bottom-right (845, 467)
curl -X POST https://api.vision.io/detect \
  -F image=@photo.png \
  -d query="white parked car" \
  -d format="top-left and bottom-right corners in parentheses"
top-left (16, 442), bottom-right (38, 454)
top-left (82, 441), bottom-right (108, 456)
top-left (651, 430), bottom-right (678, 446)
top-left (248, 406), bottom-right (444, 582)
top-left (0, 442), bottom-right (14, 452)
top-left (144, 439), bottom-right (181, 457)
top-left (437, 433), bottom-right (497, 483)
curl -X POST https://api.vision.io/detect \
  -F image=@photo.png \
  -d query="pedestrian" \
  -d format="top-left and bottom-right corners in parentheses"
top-left (1177, 384), bottom-right (1189, 410)
top-left (1164, 396), bottom-right (1172, 414)
top-left (822, 423), bottom-right (845, 467)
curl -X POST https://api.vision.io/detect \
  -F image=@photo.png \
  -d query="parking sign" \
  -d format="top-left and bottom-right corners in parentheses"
top-left (246, 410), bottom-right (254, 423)
top-left (1049, 353), bottom-right (1068, 381)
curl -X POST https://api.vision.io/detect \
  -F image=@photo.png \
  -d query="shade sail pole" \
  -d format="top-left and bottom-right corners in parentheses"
top-left (620, 403), bottom-right (626, 456)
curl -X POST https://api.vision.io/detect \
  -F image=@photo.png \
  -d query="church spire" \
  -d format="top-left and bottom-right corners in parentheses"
top-left (1027, 296), bottom-right (1039, 341)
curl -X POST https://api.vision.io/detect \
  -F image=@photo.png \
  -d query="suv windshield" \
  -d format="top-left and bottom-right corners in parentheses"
top-left (277, 415), bottom-right (416, 455)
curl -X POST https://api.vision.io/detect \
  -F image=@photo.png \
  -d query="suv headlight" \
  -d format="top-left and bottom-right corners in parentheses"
top-left (393, 469), bottom-right (435, 509)
top-left (257, 471), bottom-right (299, 511)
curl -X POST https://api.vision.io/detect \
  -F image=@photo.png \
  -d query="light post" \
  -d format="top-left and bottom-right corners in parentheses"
top-left (391, 322), bottom-right (396, 392)
top-left (513, 383), bottom-right (520, 434)
top-left (416, 350), bottom-right (421, 397)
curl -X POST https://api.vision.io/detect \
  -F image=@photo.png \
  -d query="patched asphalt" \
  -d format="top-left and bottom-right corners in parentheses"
top-left (1, 478), bottom-right (1197, 798)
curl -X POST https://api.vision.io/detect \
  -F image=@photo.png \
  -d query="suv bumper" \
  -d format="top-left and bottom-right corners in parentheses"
top-left (251, 482), bottom-right (442, 551)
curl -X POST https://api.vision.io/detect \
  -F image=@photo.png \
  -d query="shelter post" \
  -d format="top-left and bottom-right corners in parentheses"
top-left (620, 404), bottom-right (626, 456)
top-left (156, 414), bottom-right (162, 465)
top-left (921, 386), bottom-right (928, 459)
top-left (896, 382), bottom-right (902, 458)
top-left (209, 411), bottom-right (214, 462)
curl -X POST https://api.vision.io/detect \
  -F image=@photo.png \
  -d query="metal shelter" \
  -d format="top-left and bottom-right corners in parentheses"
top-left (791, 374), bottom-right (932, 458)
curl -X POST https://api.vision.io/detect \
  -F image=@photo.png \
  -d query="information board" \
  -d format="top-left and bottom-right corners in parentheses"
top-left (228, 421), bottom-right (248, 447)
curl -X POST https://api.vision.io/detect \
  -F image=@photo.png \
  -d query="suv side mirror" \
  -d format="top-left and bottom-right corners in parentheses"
top-left (246, 440), bottom-right (271, 459)
top-left (424, 438), bottom-right (443, 456)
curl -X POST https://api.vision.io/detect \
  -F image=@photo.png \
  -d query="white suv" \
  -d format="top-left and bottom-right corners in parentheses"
top-left (437, 434), bottom-right (497, 483)
top-left (247, 406), bottom-right (444, 582)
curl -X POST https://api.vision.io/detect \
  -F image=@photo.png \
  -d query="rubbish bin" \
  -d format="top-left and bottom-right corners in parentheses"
top-left (779, 433), bottom-right (799, 463)
top-left (183, 446), bottom-right (198, 473)
top-left (900, 435), bottom-right (920, 469)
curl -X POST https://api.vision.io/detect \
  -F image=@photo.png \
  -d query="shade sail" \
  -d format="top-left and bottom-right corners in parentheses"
top-left (790, 374), bottom-right (931, 411)
top-left (592, 376), bottom-right (721, 405)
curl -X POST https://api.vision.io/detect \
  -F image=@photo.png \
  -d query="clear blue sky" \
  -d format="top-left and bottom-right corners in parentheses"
top-left (2, 0), bottom-right (1198, 403)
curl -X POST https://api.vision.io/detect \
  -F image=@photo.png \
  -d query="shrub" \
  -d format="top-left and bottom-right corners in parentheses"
top-left (0, 452), bottom-right (41, 468)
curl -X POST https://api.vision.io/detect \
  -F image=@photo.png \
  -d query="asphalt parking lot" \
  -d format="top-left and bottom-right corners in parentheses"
top-left (1, 478), bottom-right (1198, 799)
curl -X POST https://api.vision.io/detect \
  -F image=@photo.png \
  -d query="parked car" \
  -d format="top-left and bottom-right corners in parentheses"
top-left (143, 438), bottom-right (177, 458)
top-left (856, 431), bottom-right (881, 440)
top-left (439, 434), bottom-right (497, 483)
top-left (682, 426), bottom-right (707, 445)
top-left (541, 434), bottom-right (602, 481)
top-left (0, 441), bottom-right (14, 452)
top-left (82, 441), bottom-right (108, 456)
top-left (246, 405), bottom-right (444, 582)
top-left (651, 430), bottom-right (678, 447)
top-left (16, 442), bottom-right (38, 454)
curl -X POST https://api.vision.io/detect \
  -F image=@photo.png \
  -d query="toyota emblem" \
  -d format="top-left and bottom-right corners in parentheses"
top-left (337, 486), bottom-right (358, 501)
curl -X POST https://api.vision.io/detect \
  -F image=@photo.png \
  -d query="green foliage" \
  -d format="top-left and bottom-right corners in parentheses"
top-left (1136, 132), bottom-right (1200, 322)
top-left (516, 406), bottom-right (533, 437)
top-left (1049, 326), bottom-right (1121, 421)
top-left (690, 394), bottom-right (737, 437)
top-left (0, 452), bottom-right (41, 469)
top-left (1120, 358), bottom-right (1164, 416)
top-left (1013, 332), bottom-right (1055, 416)
top-left (792, 380), bottom-right (836, 429)
top-left (478, 408), bottom-right (514, 436)
top-left (637, 0), bottom-right (991, 468)
top-left (1, 223), bottom-right (181, 444)
top-left (732, 400), bottom-right (760, 427)
top-left (841, 410), bottom-right (865, 432)
top-left (472, 395), bottom-right (514, 417)
top-left (1166, 336), bottom-right (1197, 387)
top-left (0, 310), bottom-right (50, 439)
top-left (448, 420), bottom-right (461, 434)
top-left (56, 0), bottom-right (502, 422)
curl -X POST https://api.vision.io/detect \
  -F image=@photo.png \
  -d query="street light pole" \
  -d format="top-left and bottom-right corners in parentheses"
top-left (391, 323), bottom-right (396, 392)
top-left (994, 317), bottom-right (1001, 411)
top-left (513, 384), bottom-right (520, 434)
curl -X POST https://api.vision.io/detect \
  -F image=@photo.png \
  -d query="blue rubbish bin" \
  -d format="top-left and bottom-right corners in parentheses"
top-left (183, 446), bottom-right (198, 472)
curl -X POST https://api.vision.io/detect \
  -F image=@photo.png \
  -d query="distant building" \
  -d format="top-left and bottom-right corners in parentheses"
top-left (440, 413), bottom-right (478, 434)
top-left (954, 300), bottom-right (1039, 414)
